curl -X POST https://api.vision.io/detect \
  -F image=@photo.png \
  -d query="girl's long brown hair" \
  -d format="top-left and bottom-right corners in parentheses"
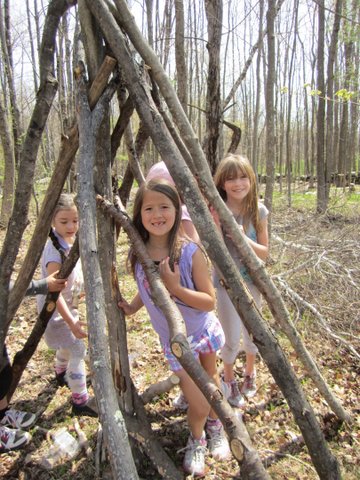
top-left (129, 178), bottom-right (183, 276)
top-left (52, 193), bottom-right (76, 220)
top-left (214, 154), bottom-right (261, 233)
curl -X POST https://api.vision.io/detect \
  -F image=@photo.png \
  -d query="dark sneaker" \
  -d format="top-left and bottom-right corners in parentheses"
top-left (72, 397), bottom-right (98, 417)
top-left (0, 408), bottom-right (36, 429)
top-left (56, 371), bottom-right (68, 387)
top-left (0, 425), bottom-right (31, 452)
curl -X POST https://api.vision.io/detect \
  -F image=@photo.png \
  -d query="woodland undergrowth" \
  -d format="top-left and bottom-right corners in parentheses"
top-left (1, 188), bottom-right (359, 480)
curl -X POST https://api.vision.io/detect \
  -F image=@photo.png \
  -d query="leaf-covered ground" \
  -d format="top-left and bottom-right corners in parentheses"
top-left (1, 190), bottom-right (359, 479)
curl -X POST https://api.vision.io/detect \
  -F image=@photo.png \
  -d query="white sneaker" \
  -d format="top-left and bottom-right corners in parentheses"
top-left (221, 378), bottom-right (246, 408)
top-left (183, 432), bottom-right (207, 477)
top-left (0, 408), bottom-right (36, 429)
top-left (206, 423), bottom-right (231, 461)
top-left (0, 425), bottom-right (31, 452)
top-left (172, 392), bottom-right (188, 410)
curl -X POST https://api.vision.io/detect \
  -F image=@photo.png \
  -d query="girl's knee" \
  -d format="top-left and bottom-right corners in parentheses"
top-left (221, 345), bottom-right (240, 364)
top-left (188, 398), bottom-right (210, 418)
top-left (69, 341), bottom-right (86, 359)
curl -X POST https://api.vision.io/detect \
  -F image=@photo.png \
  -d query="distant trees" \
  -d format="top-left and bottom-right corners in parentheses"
top-left (1, 1), bottom-right (359, 218)
top-left (0, 0), bottom-right (357, 477)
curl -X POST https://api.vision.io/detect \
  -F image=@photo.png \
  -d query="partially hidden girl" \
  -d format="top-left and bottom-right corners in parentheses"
top-left (213, 154), bottom-right (269, 407)
top-left (37, 193), bottom-right (97, 417)
top-left (120, 179), bottom-right (230, 477)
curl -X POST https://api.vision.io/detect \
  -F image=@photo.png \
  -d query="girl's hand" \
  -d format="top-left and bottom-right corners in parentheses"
top-left (118, 300), bottom-right (136, 316)
top-left (118, 293), bottom-right (143, 316)
top-left (46, 271), bottom-right (67, 292)
top-left (159, 257), bottom-right (181, 295)
top-left (70, 320), bottom-right (87, 339)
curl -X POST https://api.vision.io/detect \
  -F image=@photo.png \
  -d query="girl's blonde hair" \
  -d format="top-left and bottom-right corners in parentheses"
top-left (52, 193), bottom-right (76, 220)
top-left (214, 154), bottom-right (261, 233)
top-left (129, 178), bottom-right (183, 275)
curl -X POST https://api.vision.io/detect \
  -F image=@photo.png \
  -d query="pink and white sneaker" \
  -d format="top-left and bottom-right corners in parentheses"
top-left (0, 408), bottom-right (36, 429)
top-left (0, 425), bottom-right (31, 452)
top-left (182, 432), bottom-right (207, 477)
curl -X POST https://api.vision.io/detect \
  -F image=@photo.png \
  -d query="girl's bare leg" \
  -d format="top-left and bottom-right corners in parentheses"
top-left (176, 368), bottom-right (210, 439)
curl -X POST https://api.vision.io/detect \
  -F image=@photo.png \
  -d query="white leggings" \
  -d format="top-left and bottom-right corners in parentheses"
top-left (216, 282), bottom-right (262, 364)
top-left (55, 341), bottom-right (88, 405)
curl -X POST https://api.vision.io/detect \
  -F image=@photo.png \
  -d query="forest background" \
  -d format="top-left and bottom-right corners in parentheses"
top-left (0, 0), bottom-right (359, 479)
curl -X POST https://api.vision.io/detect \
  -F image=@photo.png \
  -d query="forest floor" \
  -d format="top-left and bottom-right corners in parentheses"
top-left (1, 186), bottom-right (359, 480)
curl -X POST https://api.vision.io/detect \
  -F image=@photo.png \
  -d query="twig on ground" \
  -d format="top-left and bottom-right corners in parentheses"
top-left (263, 448), bottom-right (317, 474)
top-left (73, 418), bottom-right (92, 458)
top-left (141, 373), bottom-right (180, 404)
top-left (95, 424), bottom-right (103, 478)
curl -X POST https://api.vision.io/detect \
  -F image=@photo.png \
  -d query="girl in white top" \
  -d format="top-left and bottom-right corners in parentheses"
top-left (212, 154), bottom-right (269, 407)
top-left (37, 193), bottom-right (97, 417)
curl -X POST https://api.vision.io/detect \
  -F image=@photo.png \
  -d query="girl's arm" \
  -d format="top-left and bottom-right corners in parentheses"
top-left (245, 216), bottom-right (269, 261)
top-left (46, 261), bottom-right (86, 339)
top-left (119, 292), bottom-right (144, 316)
top-left (160, 249), bottom-right (216, 312)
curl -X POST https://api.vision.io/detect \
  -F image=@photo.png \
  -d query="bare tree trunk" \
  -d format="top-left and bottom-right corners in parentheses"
top-left (0, 94), bottom-right (15, 227)
top-left (338, 0), bottom-right (356, 181)
top-left (285, 0), bottom-right (299, 207)
top-left (76, 71), bottom-right (139, 480)
top-left (349, 2), bottom-right (359, 172)
top-left (252, 0), bottom-right (264, 175)
top-left (0, 0), bottom-right (23, 168)
top-left (26, 0), bottom-right (39, 91)
top-left (79, 0), bottom-right (135, 415)
top-left (203, 0), bottom-right (222, 174)
top-left (264, 0), bottom-right (276, 227)
top-left (174, 0), bottom-right (187, 114)
top-left (145, 0), bottom-right (154, 47)
top-left (326, 0), bottom-right (342, 177)
top-left (316, 0), bottom-right (328, 212)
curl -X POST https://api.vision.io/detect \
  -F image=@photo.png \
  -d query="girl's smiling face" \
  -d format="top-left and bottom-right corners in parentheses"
top-left (223, 171), bottom-right (251, 203)
top-left (141, 189), bottom-right (176, 239)
top-left (52, 207), bottom-right (79, 243)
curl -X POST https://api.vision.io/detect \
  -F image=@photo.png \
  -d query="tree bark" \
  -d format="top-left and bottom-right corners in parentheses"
top-left (203, 0), bottom-right (223, 174)
top-left (0, 94), bottom-right (15, 227)
top-left (174, 0), bottom-right (187, 115)
top-left (325, 0), bottom-right (342, 176)
top-left (316, 0), bottom-right (327, 212)
top-left (264, 0), bottom-right (276, 228)
top-left (0, 0), bottom-right (23, 168)
top-left (76, 70), bottom-right (139, 480)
